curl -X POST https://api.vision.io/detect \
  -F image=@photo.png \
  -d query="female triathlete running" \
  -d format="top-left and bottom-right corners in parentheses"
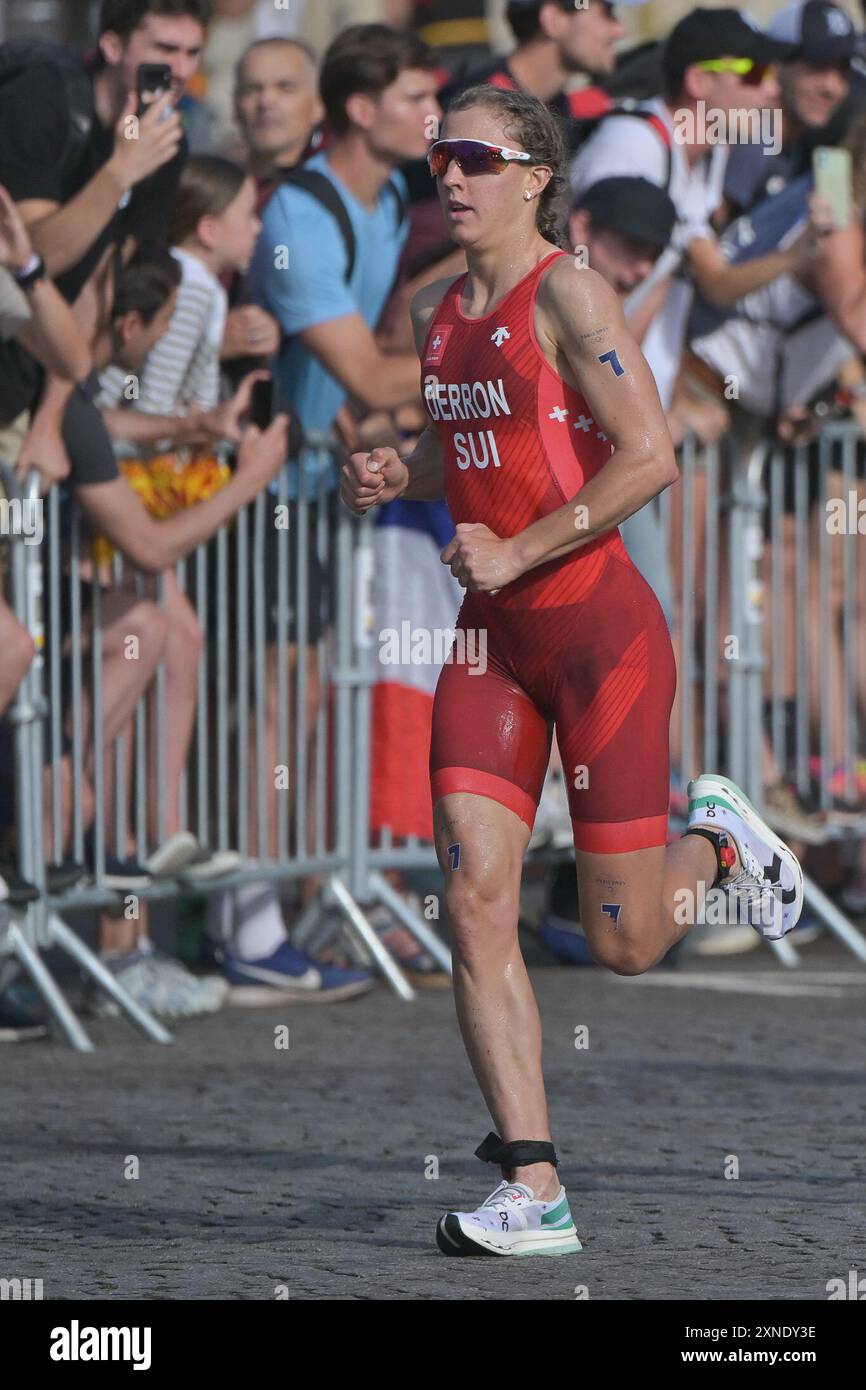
top-left (342, 86), bottom-right (803, 1258)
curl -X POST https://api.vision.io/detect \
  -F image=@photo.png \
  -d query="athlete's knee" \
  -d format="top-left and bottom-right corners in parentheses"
top-left (587, 932), bottom-right (659, 977)
top-left (446, 870), bottom-right (517, 930)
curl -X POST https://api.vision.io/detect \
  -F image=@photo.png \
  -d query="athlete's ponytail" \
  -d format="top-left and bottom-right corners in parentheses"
top-left (446, 85), bottom-right (567, 246)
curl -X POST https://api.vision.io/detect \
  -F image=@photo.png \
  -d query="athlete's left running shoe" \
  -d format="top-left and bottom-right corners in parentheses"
top-left (436, 1180), bottom-right (582, 1257)
top-left (687, 774), bottom-right (804, 940)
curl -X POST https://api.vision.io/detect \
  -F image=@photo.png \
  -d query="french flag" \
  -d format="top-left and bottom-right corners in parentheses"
top-left (369, 498), bottom-right (462, 840)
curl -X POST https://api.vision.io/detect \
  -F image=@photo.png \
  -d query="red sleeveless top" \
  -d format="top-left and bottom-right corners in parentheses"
top-left (421, 249), bottom-right (630, 609)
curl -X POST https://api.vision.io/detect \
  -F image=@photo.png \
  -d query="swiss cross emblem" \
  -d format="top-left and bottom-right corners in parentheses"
top-left (424, 324), bottom-right (453, 366)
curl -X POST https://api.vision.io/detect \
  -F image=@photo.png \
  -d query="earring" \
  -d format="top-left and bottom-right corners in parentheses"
top-left (523, 190), bottom-right (533, 201)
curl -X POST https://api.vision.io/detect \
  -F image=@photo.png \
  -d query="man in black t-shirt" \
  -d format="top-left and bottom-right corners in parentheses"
top-left (438, 0), bottom-right (647, 138)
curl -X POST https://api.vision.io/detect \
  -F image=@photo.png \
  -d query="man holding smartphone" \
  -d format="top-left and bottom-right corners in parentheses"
top-left (723, 0), bottom-right (862, 220)
top-left (0, 0), bottom-right (211, 461)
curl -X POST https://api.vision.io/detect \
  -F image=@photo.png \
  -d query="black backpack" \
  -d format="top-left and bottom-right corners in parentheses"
top-left (0, 39), bottom-right (95, 186)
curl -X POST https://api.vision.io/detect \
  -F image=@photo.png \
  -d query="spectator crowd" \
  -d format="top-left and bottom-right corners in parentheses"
top-left (2, 0), bottom-right (866, 1036)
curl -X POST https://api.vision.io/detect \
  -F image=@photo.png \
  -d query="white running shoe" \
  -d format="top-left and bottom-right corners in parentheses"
top-left (687, 774), bottom-right (804, 940)
top-left (436, 1180), bottom-right (582, 1257)
top-left (91, 953), bottom-right (229, 1019)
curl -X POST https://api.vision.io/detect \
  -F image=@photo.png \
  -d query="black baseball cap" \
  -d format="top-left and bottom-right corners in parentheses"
top-left (572, 176), bottom-right (677, 249)
top-left (769, 0), bottom-right (863, 63)
top-left (662, 7), bottom-right (797, 95)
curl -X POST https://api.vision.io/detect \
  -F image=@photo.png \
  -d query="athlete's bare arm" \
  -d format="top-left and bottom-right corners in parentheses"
top-left (517, 261), bottom-right (677, 570)
top-left (442, 260), bottom-right (676, 590)
top-left (340, 276), bottom-right (458, 513)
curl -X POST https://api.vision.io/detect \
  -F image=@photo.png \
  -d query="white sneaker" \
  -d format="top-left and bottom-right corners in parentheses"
top-left (436, 1180), bottom-right (582, 1257)
top-left (92, 953), bottom-right (229, 1019)
top-left (145, 832), bottom-right (199, 877)
top-left (687, 774), bottom-right (804, 940)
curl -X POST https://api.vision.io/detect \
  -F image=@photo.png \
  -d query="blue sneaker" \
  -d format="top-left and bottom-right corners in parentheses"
top-left (540, 913), bottom-right (597, 966)
top-left (220, 940), bottom-right (375, 1005)
top-left (0, 982), bottom-right (49, 1042)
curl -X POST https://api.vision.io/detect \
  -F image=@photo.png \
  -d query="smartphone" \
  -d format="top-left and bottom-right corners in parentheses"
top-left (136, 62), bottom-right (173, 116)
top-left (250, 377), bottom-right (275, 431)
top-left (813, 146), bottom-right (852, 230)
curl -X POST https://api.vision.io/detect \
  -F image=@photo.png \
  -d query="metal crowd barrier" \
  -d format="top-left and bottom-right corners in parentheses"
top-left (333, 425), bottom-right (866, 968)
top-left (0, 443), bottom-right (447, 1050)
top-left (2, 422), bottom-right (866, 1048)
top-left (662, 425), bottom-right (866, 965)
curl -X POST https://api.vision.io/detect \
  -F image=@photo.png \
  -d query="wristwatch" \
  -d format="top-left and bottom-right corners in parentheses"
top-left (12, 252), bottom-right (46, 291)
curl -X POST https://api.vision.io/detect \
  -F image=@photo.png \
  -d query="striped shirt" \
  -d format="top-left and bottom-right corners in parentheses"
top-left (98, 247), bottom-right (227, 452)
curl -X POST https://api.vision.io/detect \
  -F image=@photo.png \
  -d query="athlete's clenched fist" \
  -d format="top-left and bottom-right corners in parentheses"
top-left (440, 522), bottom-right (525, 593)
top-left (340, 447), bottom-right (409, 515)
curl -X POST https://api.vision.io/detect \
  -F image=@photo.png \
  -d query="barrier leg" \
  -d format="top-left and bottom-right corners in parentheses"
top-left (6, 916), bottom-right (94, 1052)
top-left (44, 913), bottom-right (173, 1043)
top-left (801, 875), bottom-right (866, 962)
top-left (324, 874), bottom-right (415, 1000)
top-left (367, 870), bottom-right (452, 975)
top-left (765, 933), bottom-right (800, 968)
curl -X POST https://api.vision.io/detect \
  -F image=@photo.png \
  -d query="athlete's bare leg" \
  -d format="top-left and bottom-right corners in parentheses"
top-left (435, 791), bottom-right (733, 1202)
top-left (433, 791), bottom-right (560, 1198)
top-left (575, 835), bottom-right (722, 975)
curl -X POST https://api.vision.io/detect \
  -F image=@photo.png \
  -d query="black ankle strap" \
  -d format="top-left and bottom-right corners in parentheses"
top-left (475, 1131), bottom-right (558, 1168)
top-left (683, 826), bottom-right (732, 888)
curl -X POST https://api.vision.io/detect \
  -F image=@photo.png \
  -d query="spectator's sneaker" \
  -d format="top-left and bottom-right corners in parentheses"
top-left (221, 940), bottom-right (375, 1005)
top-left (540, 912), bottom-right (597, 966)
top-left (0, 982), bottom-right (49, 1042)
top-left (145, 832), bottom-right (199, 877)
top-left (367, 902), bottom-right (450, 987)
top-left (838, 880), bottom-right (866, 916)
top-left (89, 950), bottom-right (228, 1019)
top-left (178, 846), bottom-right (241, 883)
top-left (687, 774), bottom-right (804, 940)
top-left (45, 860), bottom-right (86, 894)
top-left (436, 1180), bottom-right (582, 1257)
top-left (763, 782), bottom-right (827, 845)
top-left (0, 857), bottom-right (40, 905)
top-left (683, 922), bottom-right (761, 957)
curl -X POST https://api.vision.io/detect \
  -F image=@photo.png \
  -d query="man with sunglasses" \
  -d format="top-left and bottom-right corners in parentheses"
top-left (570, 9), bottom-right (794, 624)
top-left (572, 8), bottom-right (794, 417)
top-left (723, 0), bottom-right (863, 220)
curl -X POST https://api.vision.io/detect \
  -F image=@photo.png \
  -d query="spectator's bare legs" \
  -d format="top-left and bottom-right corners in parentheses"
top-left (807, 476), bottom-right (856, 776)
top-left (99, 900), bottom-right (151, 956)
top-left (0, 595), bottom-right (35, 714)
top-left (144, 569), bottom-right (203, 841)
top-left (69, 592), bottom-right (168, 857)
top-left (250, 642), bottom-right (322, 876)
top-left (668, 467), bottom-right (712, 778)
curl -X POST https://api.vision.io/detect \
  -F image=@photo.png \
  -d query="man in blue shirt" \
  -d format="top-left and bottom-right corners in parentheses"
top-left (249, 23), bottom-right (440, 465)
top-left (214, 27), bottom-right (440, 1003)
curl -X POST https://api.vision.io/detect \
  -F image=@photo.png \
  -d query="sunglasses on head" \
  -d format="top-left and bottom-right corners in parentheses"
top-left (697, 56), bottom-right (777, 86)
top-left (427, 138), bottom-right (542, 178)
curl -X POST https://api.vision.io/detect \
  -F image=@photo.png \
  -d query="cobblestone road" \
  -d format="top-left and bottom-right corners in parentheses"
top-left (2, 941), bottom-right (865, 1300)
